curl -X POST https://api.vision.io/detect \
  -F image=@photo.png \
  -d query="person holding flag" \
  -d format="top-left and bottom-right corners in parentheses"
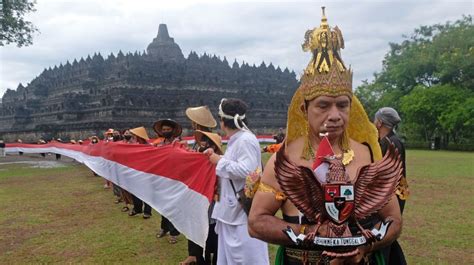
top-left (103, 128), bottom-right (115, 189)
top-left (118, 129), bottom-right (135, 213)
top-left (180, 106), bottom-right (219, 265)
top-left (128, 126), bottom-right (153, 219)
top-left (204, 98), bottom-right (269, 265)
top-left (154, 119), bottom-right (183, 244)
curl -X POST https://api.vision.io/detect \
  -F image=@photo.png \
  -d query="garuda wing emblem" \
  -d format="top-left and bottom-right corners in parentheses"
top-left (275, 143), bottom-right (324, 223)
top-left (275, 141), bottom-right (403, 250)
top-left (354, 143), bottom-right (403, 220)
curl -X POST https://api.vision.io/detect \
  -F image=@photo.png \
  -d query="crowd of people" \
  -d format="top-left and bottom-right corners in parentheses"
top-left (79, 105), bottom-right (219, 264)
top-left (2, 9), bottom-right (411, 264)
top-left (87, 99), bottom-right (408, 265)
top-left (66, 99), bottom-right (265, 265)
top-left (2, 96), bottom-right (408, 265)
top-left (91, 99), bottom-right (272, 264)
top-left (1, 91), bottom-right (409, 265)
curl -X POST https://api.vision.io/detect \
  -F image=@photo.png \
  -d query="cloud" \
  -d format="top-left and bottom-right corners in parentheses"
top-left (1, 0), bottom-right (471, 97)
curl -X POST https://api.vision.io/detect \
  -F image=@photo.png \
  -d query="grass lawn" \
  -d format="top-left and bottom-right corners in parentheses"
top-left (0, 150), bottom-right (473, 264)
top-left (398, 150), bottom-right (474, 264)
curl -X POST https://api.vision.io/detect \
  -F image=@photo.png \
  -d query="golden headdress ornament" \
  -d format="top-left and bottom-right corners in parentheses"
top-left (287, 7), bottom-right (382, 161)
top-left (300, 6), bottom-right (352, 100)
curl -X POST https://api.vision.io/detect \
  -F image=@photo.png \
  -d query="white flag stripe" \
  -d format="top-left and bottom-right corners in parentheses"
top-left (5, 146), bottom-right (210, 248)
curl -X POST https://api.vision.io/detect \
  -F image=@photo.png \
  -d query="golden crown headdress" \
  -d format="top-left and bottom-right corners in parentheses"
top-left (286, 7), bottom-right (382, 161)
top-left (300, 6), bottom-right (352, 100)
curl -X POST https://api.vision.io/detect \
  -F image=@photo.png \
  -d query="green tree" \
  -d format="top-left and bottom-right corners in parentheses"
top-left (356, 15), bottom-right (474, 146)
top-left (0, 0), bottom-right (38, 47)
top-left (356, 79), bottom-right (404, 119)
top-left (378, 15), bottom-right (473, 94)
top-left (438, 95), bottom-right (474, 144)
top-left (400, 84), bottom-right (473, 144)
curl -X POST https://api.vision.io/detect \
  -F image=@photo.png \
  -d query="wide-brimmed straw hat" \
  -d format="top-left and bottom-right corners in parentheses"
top-left (153, 119), bottom-right (182, 137)
top-left (185, 106), bottom-right (217, 128)
top-left (129, 126), bottom-right (150, 141)
top-left (194, 130), bottom-right (223, 155)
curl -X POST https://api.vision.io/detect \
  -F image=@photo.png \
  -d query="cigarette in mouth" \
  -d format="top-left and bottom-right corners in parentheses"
top-left (319, 123), bottom-right (329, 137)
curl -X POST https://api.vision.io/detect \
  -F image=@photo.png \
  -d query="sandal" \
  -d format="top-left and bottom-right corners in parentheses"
top-left (168, 235), bottom-right (178, 244)
top-left (128, 210), bottom-right (142, 216)
top-left (156, 229), bottom-right (168, 238)
top-left (179, 256), bottom-right (197, 265)
top-left (121, 206), bottom-right (129, 212)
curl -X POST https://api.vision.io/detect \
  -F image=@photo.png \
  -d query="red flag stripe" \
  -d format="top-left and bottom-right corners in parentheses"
top-left (6, 142), bottom-right (217, 201)
top-left (5, 142), bottom-right (215, 248)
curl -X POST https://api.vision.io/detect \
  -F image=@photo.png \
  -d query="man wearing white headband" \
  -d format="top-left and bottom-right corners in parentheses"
top-left (205, 98), bottom-right (269, 265)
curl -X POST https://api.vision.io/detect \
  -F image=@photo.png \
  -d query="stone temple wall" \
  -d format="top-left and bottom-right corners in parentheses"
top-left (0, 24), bottom-right (298, 142)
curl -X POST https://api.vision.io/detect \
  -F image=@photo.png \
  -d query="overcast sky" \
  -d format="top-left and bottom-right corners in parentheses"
top-left (0, 0), bottom-right (472, 98)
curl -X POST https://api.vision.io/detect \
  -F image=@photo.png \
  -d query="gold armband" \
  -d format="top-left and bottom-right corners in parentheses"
top-left (396, 177), bottom-right (410, 200)
top-left (300, 224), bottom-right (307, 235)
top-left (257, 181), bottom-right (287, 201)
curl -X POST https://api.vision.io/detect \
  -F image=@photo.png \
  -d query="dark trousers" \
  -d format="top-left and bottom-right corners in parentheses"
top-left (132, 194), bottom-right (151, 215)
top-left (112, 184), bottom-right (122, 197)
top-left (398, 197), bottom-right (406, 214)
top-left (161, 216), bottom-right (180, 236)
top-left (381, 240), bottom-right (407, 265)
top-left (188, 223), bottom-right (218, 265)
top-left (381, 197), bottom-right (407, 265)
top-left (55, 153), bottom-right (61, 160)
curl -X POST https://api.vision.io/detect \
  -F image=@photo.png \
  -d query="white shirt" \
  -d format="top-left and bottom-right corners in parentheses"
top-left (211, 130), bottom-right (261, 225)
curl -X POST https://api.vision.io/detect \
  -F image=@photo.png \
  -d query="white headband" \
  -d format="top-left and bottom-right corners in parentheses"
top-left (218, 98), bottom-right (249, 131)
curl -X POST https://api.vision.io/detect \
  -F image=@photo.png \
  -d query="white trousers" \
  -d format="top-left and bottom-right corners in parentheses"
top-left (215, 220), bottom-right (269, 265)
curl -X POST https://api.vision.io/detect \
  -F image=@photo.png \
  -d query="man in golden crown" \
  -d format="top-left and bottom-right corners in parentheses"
top-left (248, 8), bottom-right (402, 265)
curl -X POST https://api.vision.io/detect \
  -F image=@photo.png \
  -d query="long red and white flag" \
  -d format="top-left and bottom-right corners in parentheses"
top-left (5, 142), bottom-right (216, 248)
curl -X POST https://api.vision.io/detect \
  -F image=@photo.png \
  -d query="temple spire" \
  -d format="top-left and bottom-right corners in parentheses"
top-left (146, 23), bottom-right (184, 62)
top-left (157, 24), bottom-right (170, 40)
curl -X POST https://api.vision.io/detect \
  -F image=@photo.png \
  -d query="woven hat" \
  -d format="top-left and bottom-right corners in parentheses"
top-left (90, 136), bottom-right (99, 143)
top-left (130, 126), bottom-right (150, 141)
top-left (194, 130), bottom-right (223, 155)
top-left (153, 119), bottom-right (183, 137)
top-left (185, 106), bottom-right (217, 128)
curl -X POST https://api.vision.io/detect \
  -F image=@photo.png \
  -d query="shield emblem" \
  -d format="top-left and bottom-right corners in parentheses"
top-left (324, 184), bottom-right (355, 224)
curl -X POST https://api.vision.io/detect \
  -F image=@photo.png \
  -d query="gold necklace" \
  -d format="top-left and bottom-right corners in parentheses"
top-left (341, 149), bottom-right (355, 166)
